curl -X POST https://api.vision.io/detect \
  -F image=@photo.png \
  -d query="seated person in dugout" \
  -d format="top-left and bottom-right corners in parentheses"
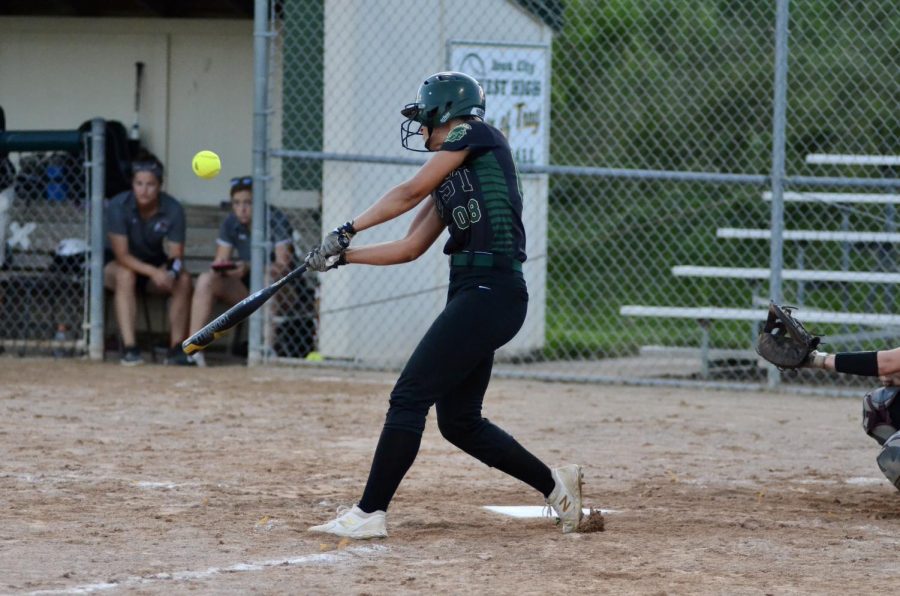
top-left (187, 176), bottom-right (293, 366)
top-left (104, 151), bottom-right (193, 366)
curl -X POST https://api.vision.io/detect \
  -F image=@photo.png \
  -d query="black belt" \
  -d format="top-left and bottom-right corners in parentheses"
top-left (449, 252), bottom-right (523, 272)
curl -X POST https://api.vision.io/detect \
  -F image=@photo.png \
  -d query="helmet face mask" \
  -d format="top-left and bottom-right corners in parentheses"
top-left (400, 72), bottom-right (486, 152)
top-left (400, 108), bottom-right (427, 152)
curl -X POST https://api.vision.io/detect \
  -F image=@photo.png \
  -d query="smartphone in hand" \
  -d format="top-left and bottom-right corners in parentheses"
top-left (211, 260), bottom-right (238, 272)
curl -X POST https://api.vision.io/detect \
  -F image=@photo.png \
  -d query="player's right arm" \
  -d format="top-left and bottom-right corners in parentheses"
top-left (351, 149), bottom-right (469, 233)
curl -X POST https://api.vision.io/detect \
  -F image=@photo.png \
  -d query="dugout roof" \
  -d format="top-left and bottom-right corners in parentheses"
top-left (0, 0), bottom-right (563, 30)
top-left (0, 0), bottom-right (255, 19)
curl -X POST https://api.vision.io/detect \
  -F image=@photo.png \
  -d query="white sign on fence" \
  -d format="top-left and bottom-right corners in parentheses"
top-left (448, 41), bottom-right (550, 167)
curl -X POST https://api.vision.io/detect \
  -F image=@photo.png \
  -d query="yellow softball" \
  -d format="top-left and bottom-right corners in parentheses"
top-left (192, 150), bottom-right (221, 180)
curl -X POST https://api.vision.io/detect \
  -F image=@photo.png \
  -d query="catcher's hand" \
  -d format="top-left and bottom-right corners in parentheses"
top-left (756, 302), bottom-right (822, 369)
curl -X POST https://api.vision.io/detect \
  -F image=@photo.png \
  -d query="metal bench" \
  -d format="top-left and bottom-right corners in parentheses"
top-left (670, 265), bottom-right (900, 330)
top-left (620, 305), bottom-right (900, 326)
top-left (672, 265), bottom-right (900, 284)
top-left (716, 228), bottom-right (900, 242)
top-left (716, 227), bottom-right (900, 305)
top-left (761, 191), bottom-right (900, 204)
top-left (619, 305), bottom-right (900, 378)
top-left (805, 154), bottom-right (900, 167)
top-left (622, 155), bottom-right (900, 381)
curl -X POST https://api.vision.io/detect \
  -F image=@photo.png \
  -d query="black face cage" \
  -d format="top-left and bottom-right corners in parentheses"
top-left (401, 103), bottom-right (432, 152)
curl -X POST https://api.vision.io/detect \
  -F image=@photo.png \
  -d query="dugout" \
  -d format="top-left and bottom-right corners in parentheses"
top-left (1, 1), bottom-right (559, 365)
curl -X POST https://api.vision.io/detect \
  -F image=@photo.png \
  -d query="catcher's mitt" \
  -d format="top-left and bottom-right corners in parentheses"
top-left (756, 302), bottom-right (821, 369)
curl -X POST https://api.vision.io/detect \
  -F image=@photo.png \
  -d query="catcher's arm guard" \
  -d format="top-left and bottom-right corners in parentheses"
top-left (756, 302), bottom-right (822, 369)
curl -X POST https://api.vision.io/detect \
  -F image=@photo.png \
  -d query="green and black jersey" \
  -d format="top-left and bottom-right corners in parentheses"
top-left (433, 121), bottom-right (526, 263)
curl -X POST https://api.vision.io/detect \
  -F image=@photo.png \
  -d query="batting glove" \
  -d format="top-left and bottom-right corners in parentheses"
top-left (319, 221), bottom-right (356, 257)
top-left (305, 246), bottom-right (347, 272)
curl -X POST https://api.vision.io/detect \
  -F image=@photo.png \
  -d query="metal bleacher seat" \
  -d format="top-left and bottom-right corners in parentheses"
top-left (619, 153), bottom-right (900, 377)
top-left (761, 191), bottom-right (900, 204)
top-left (716, 227), bottom-right (900, 243)
top-left (619, 305), bottom-right (900, 377)
top-left (671, 265), bottom-right (900, 284)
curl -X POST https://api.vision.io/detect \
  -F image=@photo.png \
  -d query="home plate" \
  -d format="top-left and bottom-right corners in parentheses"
top-left (484, 506), bottom-right (617, 518)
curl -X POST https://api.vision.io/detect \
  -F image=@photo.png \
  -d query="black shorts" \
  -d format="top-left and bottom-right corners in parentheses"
top-left (104, 249), bottom-right (168, 291)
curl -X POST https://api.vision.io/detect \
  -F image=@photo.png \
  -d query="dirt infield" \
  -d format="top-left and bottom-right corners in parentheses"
top-left (2, 359), bottom-right (898, 595)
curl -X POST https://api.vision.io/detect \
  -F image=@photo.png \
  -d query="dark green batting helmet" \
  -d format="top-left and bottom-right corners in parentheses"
top-left (401, 72), bottom-right (486, 151)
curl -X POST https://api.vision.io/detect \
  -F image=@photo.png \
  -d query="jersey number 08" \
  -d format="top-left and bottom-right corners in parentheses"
top-left (439, 168), bottom-right (482, 230)
top-left (452, 199), bottom-right (482, 230)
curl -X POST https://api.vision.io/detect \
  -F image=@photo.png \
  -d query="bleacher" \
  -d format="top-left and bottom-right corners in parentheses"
top-left (620, 154), bottom-right (900, 375)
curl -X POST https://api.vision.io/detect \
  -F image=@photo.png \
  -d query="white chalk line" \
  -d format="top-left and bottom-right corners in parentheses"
top-left (2, 472), bottom-right (306, 497)
top-left (248, 373), bottom-right (394, 386)
top-left (483, 505), bottom-right (618, 518)
top-left (133, 481), bottom-right (186, 490)
top-left (680, 476), bottom-right (889, 488)
top-left (26, 545), bottom-right (389, 595)
top-left (1, 471), bottom-right (312, 501)
top-left (306, 375), bottom-right (393, 385)
top-left (1, 471), bottom-right (208, 491)
top-left (844, 476), bottom-right (889, 486)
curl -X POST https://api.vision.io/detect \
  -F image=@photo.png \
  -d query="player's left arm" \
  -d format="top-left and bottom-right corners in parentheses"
top-left (351, 149), bottom-right (468, 233)
top-left (345, 201), bottom-right (444, 266)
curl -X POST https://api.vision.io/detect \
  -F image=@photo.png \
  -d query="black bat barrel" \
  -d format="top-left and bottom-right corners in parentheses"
top-left (182, 264), bottom-right (307, 354)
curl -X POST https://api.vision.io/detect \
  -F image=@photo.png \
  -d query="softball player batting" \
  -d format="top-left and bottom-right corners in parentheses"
top-left (304, 72), bottom-right (583, 539)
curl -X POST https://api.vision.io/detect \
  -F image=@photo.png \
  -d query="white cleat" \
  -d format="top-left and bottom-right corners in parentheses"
top-left (308, 505), bottom-right (387, 539)
top-left (545, 464), bottom-right (584, 533)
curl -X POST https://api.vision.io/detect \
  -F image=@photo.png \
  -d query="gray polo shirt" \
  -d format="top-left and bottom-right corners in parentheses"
top-left (106, 191), bottom-right (186, 266)
top-left (217, 207), bottom-right (293, 262)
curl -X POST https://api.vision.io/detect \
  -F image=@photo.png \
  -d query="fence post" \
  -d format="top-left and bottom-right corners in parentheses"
top-left (767, 0), bottom-right (790, 389)
top-left (88, 118), bottom-right (106, 361)
top-left (249, 0), bottom-right (271, 366)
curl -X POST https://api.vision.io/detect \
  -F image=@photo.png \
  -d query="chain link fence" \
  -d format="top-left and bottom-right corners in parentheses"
top-left (261, 0), bottom-right (898, 393)
top-left (0, 146), bottom-right (90, 358)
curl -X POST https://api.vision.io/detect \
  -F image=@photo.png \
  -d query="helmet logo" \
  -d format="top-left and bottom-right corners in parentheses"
top-left (440, 112), bottom-right (451, 123)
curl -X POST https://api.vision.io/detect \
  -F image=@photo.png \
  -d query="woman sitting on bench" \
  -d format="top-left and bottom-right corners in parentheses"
top-left (104, 150), bottom-right (193, 366)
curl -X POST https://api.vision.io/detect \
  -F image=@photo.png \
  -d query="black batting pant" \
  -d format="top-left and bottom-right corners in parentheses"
top-left (358, 268), bottom-right (554, 513)
top-left (386, 269), bottom-right (527, 465)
